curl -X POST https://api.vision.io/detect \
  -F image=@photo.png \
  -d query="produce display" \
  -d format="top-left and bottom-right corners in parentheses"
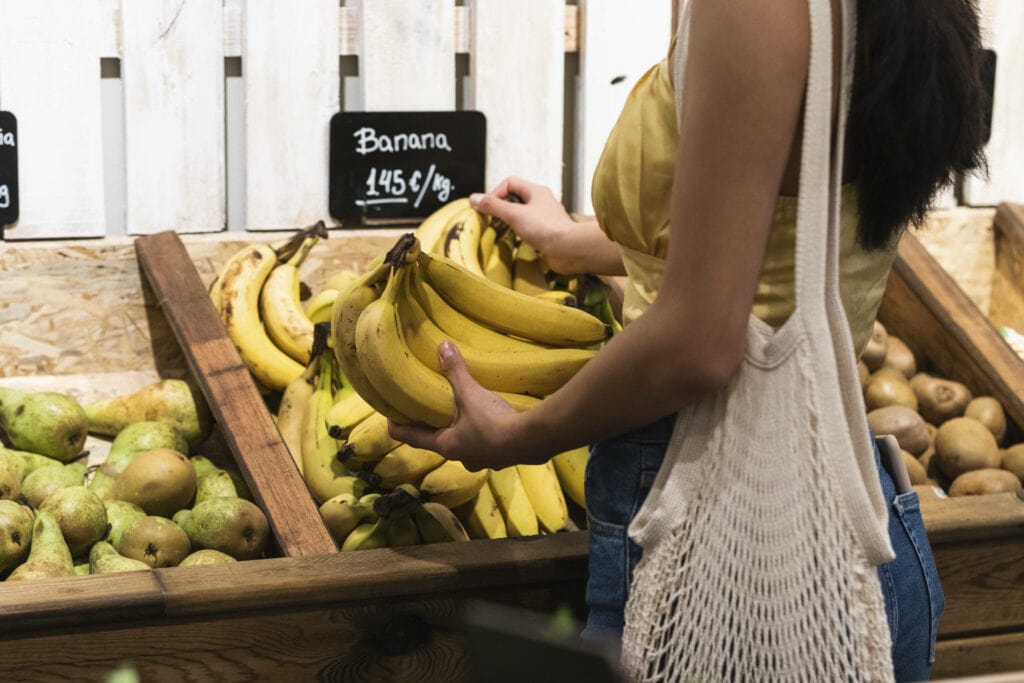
top-left (0, 379), bottom-right (270, 582)
top-left (859, 320), bottom-right (1024, 499)
top-left (209, 198), bottom-right (617, 549)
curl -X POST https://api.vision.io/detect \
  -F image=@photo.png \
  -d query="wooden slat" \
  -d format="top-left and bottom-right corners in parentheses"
top-left (990, 203), bottom-right (1024, 334)
top-left (356, 0), bottom-right (456, 112)
top-left (122, 1), bottom-right (226, 234)
top-left (243, 0), bottom-right (339, 230)
top-left (134, 230), bottom-right (336, 557)
top-left (935, 633), bottom-right (1024, 680)
top-left (0, 0), bottom-right (106, 239)
top-left (573, 0), bottom-right (672, 213)
top-left (468, 0), bottom-right (565, 195)
top-left (922, 493), bottom-right (1024, 544)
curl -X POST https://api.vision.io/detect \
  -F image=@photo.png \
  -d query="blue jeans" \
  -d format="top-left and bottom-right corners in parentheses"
top-left (581, 416), bottom-right (945, 682)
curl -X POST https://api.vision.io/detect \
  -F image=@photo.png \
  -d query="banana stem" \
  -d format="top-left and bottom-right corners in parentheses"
top-left (275, 220), bottom-right (329, 264)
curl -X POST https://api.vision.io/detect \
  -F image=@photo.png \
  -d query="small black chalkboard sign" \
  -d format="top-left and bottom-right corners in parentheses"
top-left (329, 111), bottom-right (486, 225)
top-left (0, 111), bottom-right (18, 227)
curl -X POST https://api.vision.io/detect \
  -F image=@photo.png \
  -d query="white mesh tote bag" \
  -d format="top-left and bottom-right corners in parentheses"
top-left (621, 0), bottom-right (897, 680)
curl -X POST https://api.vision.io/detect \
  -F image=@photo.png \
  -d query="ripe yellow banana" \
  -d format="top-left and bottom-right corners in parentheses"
top-left (300, 350), bottom-right (351, 504)
top-left (488, 467), bottom-right (539, 537)
top-left (371, 443), bottom-right (446, 489)
top-left (441, 207), bottom-right (486, 277)
top-left (336, 411), bottom-right (400, 463)
top-left (419, 459), bottom-right (490, 509)
top-left (276, 358), bottom-right (318, 474)
top-left (512, 242), bottom-right (550, 296)
top-left (260, 234), bottom-right (321, 364)
top-left (516, 461), bottom-right (569, 533)
top-left (477, 223), bottom-right (498, 267)
top-left (209, 234), bottom-right (293, 315)
top-left (412, 501), bottom-right (471, 543)
top-left (456, 484), bottom-right (508, 540)
top-left (397, 278), bottom-right (595, 396)
top-left (417, 249), bottom-right (609, 348)
top-left (551, 445), bottom-right (588, 509)
top-left (323, 268), bottom-right (361, 296)
top-left (325, 392), bottom-right (376, 440)
top-left (340, 518), bottom-right (390, 551)
top-left (319, 493), bottom-right (372, 546)
top-left (304, 288), bottom-right (340, 325)
top-left (415, 197), bottom-right (473, 255)
top-left (483, 227), bottom-right (515, 288)
top-left (533, 290), bottom-right (577, 307)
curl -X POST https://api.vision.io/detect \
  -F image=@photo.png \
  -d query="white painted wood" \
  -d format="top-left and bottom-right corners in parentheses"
top-left (244, 0), bottom-right (340, 230)
top-left (574, 0), bottom-right (672, 214)
top-left (963, 0), bottom-right (1024, 206)
top-left (122, 1), bottom-right (225, 234)
top-left (355, 0), bottom-right (456, 112)
top-left (468, 0), bottom-right (565, 197)
top-left (0, 1), bottom-right (106, 239)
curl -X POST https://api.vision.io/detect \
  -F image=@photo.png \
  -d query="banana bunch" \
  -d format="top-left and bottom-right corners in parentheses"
top-left (209, 221), bottom-right (330, 391)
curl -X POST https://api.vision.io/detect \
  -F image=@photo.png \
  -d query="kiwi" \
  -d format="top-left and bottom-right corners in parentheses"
top-left (934, 417), bottom-right (1000, 480)
top-left (864, 372), bottom-right (918, 412)
top-left (910, 373), bottom-right (973, 426)
top-left (862, 320), bottom-right (889, 371)
top-left (901, 450), bottom-right (928, 485)
top-left (964, 396), bottom-right (1007, 443)
top-left (858, 361), bottom-right (870, 390)
top-left (1001, 444), bottom-right (1024, 484)
top-left (882, 335), bottom-right (918, 379)
top-left (948, 468), bottom-right (1023, 497)
top-left (866, 405), bottom-right (930, 456)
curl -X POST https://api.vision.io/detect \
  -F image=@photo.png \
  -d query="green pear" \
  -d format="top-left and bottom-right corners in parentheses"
top-left (88, 541), bottom-right (151, 574)
top-left (3, 447), bottom-right (63, 482)
top-left (22, 463), bottom-right (88, 508)
top-left (6, 510), bottom-right (75, 581)
top-left (0, 388), bottom-right (89, 463)
top-left (172, 509), bottom-right (192, 528)
top-left (0, 450), bottom-right (21, 501)
top-left (227, 469), bottom-right (254, 502)
top-left (194, 470), bottom-right (238, 506)
top-left (181, 497), bottom-right (269, 561)
top-left (74, 562), bottom-right (90, 576)
top-left (40, 486), bottom-right (108, 557)
top-left (90, 421), bottom-right (189, 500)
top-left (106, 448), bottom-right (197, 517)
top-left (0, 499), bottom-right (34, 575)
top-left (82, 379), bottom-right (212, 449)
top-left (105, 500), bottom-right (148, 551)
top-left (178, 549), bottom-right (236, 567)
top-left (119, 516), bottom-right (191, 568)
top-left (189, 455), bottom-right (220, 480)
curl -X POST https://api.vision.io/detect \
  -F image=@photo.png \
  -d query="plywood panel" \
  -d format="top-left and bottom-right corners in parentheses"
top-left (468, 0), bottom-right (565, 196)
top-left (243, 0), bottom-right (339, 230)
top-left (574, 0), bottom-right (672, 213)
top-left (122, 0), bottom-right (226, 234)
top-left (0, 0), bottom-right (106, 239)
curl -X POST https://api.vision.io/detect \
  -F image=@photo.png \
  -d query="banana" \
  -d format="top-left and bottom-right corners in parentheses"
top-left (319, 493), bottom-right (372, 545)
top-left (551, 445), bottom-right (589, 509)
top-left (260, 234), bottom-right (321, 364)
top-left (419, 459), bottom-right (490, 509)
top-left (533, 290), bottom-right (577, 307)
top-left (516, 461), bottom-right (569, 533)
top-left (325, 392), bottom-right (376, 440)
top-left (488, 467), bottom-right (539, 537)
top-left (417, 249), bottom-right (609, 348)
top-left (300, 348), bottom-right (352, 504)
top-left (358, 493), bottom-right (383, 523)
top-left (477, 223), bottom-right (498, 267)
top-left (397, 278), bottom-right (596, 396)
top-left (512, 241), bottom-right (550, 295)
top-left (412, 501), bottom-right (470, 543)
top-left (441, 207), bottom-right (485, 276)
top-left (304, 288), bottom-right (340, 325)
top-left (276, 357), bottom-right (319, 474)
top-left (386, 513), bottom-right (421, 547)
top-left (455, 484), bottom-right (508, 540)
top-left (415, 197), bottom-right (473, 255)
top-left (372, 443), bottom-right (446, 489)
top-left (209, 234), bottom-right (293, 315)
top-left (483, 227), bottom-right (515, 288)
top-left (336, 411), bottom-right (400, 463)
top-left (323, 268), bottom-right (361, 296)
top-left (340, 518), bottom-right (390, 551)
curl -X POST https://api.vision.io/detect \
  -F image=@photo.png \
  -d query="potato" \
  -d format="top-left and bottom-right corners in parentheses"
top-left (864, 373), bottom-right (918, 412)
top-left (910, 373), bottom-right (973, 425)
top-left (1002, 444), bottom-right (1024, 484)
top-left (934, 417), bottom-right (1001, 480)
top-left (882, 335), bottom-right (918, 379)
top-left (948, 468), bottom-right (1023, 497)
top-left (901, 450), bottom-right (928, 485)
top-left (964, 396), bottom-right (1007, 443)
top-left (862, 320), bottom-right (889, 371)
top-left (867, 405), bottom-right (930, 456)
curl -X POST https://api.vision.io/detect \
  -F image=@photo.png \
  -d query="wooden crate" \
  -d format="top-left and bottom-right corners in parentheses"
top-left (2, 227), bottom-right (1023, 680)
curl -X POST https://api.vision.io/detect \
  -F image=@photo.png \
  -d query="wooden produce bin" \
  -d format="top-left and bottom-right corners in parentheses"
top-left (1, 226), bottom-right (1023, 680)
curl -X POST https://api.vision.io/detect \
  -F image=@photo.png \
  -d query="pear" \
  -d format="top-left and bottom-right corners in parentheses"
top-left (178, 549), bottom-right (236, 567)
top-left (74, 562), bottom-right (90, 576)
top-left (22, 463), bottom-right (88, 508)
top-left (172, 509), bottom-right (192, 528)
top-left (0, 450), bottom-right (21, 501)
top-left (107, 448), bottom-right (197, 518)
top-left (88, 541), bottom-right (151, 574)
top-left (189, 455), bottom-right (220, 480)
top-left (90, 421), bottom-right (189, 500)
top-left (39, 485), bottom-right (108, 557)
top-left (118, 516), bottom-right (190, 568)
top-left (3, 447), bottom-right (63, 482)
top-left (181, 497), bottom-right (269, 561)
top-left (194, 470), bottom-right (238, 506)
top-left (82, 379), bottom-right (212, 449)
top-left (0, 387), bottom-right (89, 462)
top-left (6, 510), bottom-right (75, 581)
top-left (105, 500), bottom-right (147, 550)
top-left (0, 499), bottom-right (34, 575)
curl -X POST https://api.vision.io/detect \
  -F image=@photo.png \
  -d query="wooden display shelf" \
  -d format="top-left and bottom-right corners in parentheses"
top-left (1, 226), bottom-right (1023, 680)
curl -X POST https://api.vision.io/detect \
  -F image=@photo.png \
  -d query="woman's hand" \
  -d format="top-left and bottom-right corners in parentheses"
top-left (387, 340), bottom-right (549, 471)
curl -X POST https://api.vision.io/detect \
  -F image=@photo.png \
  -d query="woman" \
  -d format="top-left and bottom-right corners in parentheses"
top-left (392, 0), bottom-right (988, 679)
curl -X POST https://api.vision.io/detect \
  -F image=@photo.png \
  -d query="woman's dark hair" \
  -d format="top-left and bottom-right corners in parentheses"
top-left (849, 0), bottom-right (989, 250)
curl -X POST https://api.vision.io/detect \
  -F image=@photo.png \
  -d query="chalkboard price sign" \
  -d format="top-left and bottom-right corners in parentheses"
top-left (329, 111), bottom-right (486, 225)
top-left (0, 111), bottom-right (18, 227)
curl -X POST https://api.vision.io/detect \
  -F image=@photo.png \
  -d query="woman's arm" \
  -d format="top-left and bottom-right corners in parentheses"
top-left (392, 0), bottom-right (812, 468)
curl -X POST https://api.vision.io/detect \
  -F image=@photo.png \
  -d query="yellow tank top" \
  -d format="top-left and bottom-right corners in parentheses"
top-left (591, 59), bottom-right (898, 357)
